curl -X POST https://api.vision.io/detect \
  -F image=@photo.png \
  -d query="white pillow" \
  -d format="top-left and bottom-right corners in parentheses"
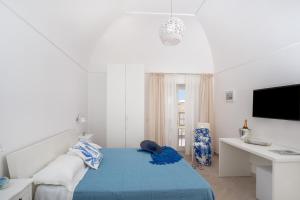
top-left (33, 154), bottom-right (84, 191)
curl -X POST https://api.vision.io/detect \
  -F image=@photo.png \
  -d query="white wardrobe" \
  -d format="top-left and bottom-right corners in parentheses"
top-left (106, 64), bottom-right (144, 148)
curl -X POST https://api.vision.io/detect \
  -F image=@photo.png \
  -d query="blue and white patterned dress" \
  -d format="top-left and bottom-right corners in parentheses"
top-left (194, 128), bottom-right (212, 166)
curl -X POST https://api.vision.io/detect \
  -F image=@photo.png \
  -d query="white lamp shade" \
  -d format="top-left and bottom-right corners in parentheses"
top-left (76, 115), bottom-right (86, 124)
top-left (159, 17), bottom-right (185, 46)
top-left (79, 117), bottom-right (86, 124)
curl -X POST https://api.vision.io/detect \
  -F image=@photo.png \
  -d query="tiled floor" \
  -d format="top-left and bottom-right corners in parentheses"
top-left (185, 155), bottom-right (256, 200)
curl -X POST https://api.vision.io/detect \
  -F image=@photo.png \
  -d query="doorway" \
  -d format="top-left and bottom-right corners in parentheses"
top-left (177, 84), bottom-right (185, 152)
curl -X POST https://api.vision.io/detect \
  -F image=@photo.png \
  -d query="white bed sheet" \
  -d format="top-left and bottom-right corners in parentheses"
top-left (34, 167), bottom-right (88, 200)
top-left (35, 185), bottom-right (72, 200)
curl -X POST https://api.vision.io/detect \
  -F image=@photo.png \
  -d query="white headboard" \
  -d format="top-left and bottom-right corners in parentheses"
top-left (6, 130), bottom-right (78, 179)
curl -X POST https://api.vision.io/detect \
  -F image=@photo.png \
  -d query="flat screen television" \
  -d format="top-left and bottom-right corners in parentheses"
top-left (253, 84), bottom-right (300, 120)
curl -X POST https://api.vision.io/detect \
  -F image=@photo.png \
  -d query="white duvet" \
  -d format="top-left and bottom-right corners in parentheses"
top-left (34, 166), bottom-right (88, 200)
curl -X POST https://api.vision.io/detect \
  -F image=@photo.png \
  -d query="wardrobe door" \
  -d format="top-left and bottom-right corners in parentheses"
top-left (106, 65), bottom-right (126, 147)
top-left (125, 64), bottom-right (145, 147)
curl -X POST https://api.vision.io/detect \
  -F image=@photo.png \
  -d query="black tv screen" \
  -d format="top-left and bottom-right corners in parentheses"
top-left (253, 84), bottom-right (300, 120)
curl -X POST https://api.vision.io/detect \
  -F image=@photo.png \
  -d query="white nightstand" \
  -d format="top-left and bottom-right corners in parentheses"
top-left (0, 179), bottom-right (32, 200)
top-left (79, 134), bottom-right (94, 142)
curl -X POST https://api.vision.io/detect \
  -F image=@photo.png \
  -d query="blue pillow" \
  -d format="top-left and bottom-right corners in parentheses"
top-left (140, 140), bottom-right (162, 154)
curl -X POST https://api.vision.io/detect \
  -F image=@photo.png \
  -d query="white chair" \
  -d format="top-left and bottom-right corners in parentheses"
top-left (197, 122), bottom-right (210, 130)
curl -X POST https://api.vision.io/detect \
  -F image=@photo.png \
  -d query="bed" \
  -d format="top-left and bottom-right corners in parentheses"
top-left (7, 130), bottom-right (215, 200)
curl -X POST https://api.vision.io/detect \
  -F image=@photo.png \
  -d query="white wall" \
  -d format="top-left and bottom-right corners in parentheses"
top-left (87, 14), bottom-right (214, 149)
top-left (88, 73), bottom-right (107, 147)
top-left (89, 14), bottom-right (214, 73)
top-left (3, 0), bottom-right (123, 68)
top-left (214, 44), bottom-right (300, 152)
top-left (196, 0), bottom-right (300, 153)
top-left (197, 0), bottom-right (300, 73)
top-left (0, 3), bottom-right (88, 176)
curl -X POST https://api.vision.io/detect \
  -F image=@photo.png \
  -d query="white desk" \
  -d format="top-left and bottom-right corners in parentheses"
top-left (219, 138), bottom-right (300, 200)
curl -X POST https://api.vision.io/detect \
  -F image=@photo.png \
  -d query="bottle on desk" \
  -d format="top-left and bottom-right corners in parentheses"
top-left (239, 119), bottom-right (252, 140)
top-left (243, 120), bottom-right (248, 129)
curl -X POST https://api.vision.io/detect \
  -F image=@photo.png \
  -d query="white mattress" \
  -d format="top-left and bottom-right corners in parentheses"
top-left (35, 185), bottom-right (72, 200)
top-left (34, 167), bottom-right (88, 200)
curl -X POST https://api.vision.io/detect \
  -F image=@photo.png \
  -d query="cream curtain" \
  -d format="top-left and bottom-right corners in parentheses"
top-left (199, 74), bottom-right (215, 151)
top-left (145, 73), bottom-right (165, 146)
top-left (185, 75), bottom-right (201, 155)
top-left (145, 73), bottom-right (215, 153)
top-left (164, 75), bottom-right (179, 149)
top-left (185, 74), bottom-right (215, 155)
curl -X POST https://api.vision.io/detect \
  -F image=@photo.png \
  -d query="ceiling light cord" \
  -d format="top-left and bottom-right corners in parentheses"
top-left (171, 0), bottom-right (173, 17)
top-left (159, 0), bottom-right (185, 46)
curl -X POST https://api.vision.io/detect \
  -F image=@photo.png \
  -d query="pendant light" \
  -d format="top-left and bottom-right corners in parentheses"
top-left (159, 0), bottom-right (185, 46)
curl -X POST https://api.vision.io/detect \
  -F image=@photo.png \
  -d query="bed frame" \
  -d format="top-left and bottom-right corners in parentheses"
top-left (6, 130), bottom-right (78, 179)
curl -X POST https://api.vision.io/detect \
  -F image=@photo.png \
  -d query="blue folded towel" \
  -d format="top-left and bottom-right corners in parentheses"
top-left (150, 146), bottom-right (182, 165)
top-left (138, 140), bottom-right (182, 165)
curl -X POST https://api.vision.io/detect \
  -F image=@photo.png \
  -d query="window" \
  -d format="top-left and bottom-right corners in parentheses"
top-left (178, 112), bottom-right (185, 126)
top-left (177, 84), bottom-right (185, 150)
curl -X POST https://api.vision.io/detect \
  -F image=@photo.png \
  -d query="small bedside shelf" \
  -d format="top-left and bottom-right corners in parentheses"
top-left (79, 134), bottom-right (94, 142)
top-left (0, 179), bottom-right (32, 200)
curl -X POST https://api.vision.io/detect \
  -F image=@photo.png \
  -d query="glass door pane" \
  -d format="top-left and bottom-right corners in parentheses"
top-left (177, 84), bottom-right (185, 151)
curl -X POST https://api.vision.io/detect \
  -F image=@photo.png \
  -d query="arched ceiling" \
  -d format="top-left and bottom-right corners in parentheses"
top-left (1, 0), bottom-right (124, 68)
top-left (124, 0), bottom-right (204, 14)
top-left (2, 0), bottom-right (205, 69)
top-left (89, 14), bottom-right (214, 73)
top-left (2, 0), bottom-right (300, 72)
top-left (196, 0), bottom-right (300, 72)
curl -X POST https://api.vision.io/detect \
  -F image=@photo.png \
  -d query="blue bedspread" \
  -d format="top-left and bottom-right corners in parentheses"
top-left (73, 148), bottom-right (214, 200)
